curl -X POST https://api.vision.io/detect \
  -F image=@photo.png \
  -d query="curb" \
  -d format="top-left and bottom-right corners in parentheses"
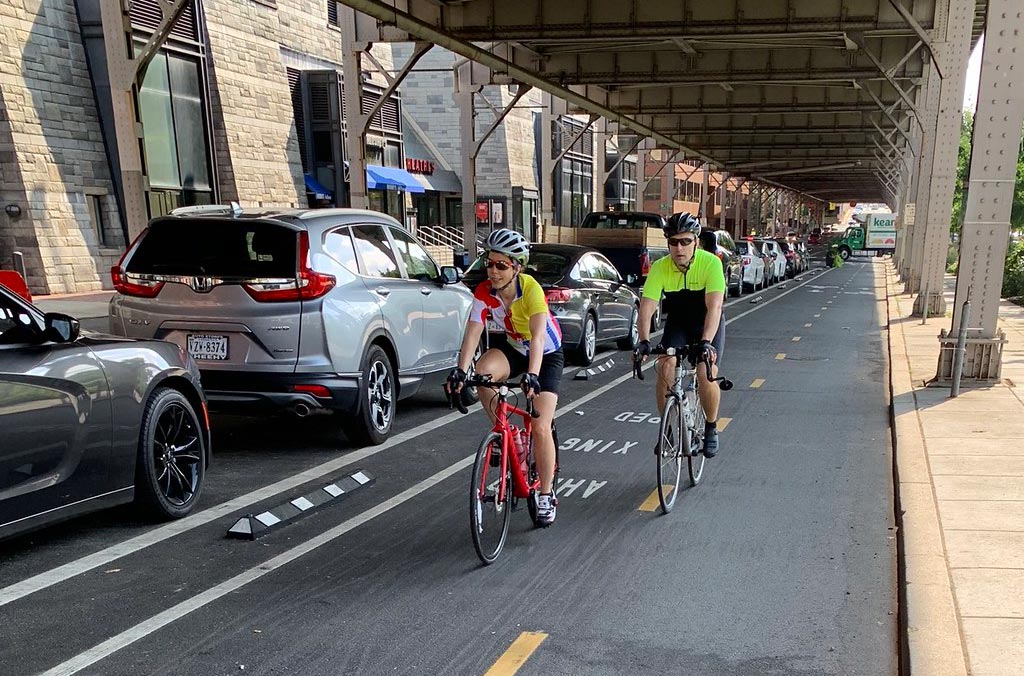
top-left (885, 264), bottom-right (968, 676)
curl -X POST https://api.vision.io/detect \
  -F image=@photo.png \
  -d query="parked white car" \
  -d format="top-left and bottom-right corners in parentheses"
top-left (755, 238), bottom-right (787, 283)
top-left (736, 240), bottom-right (767, 291)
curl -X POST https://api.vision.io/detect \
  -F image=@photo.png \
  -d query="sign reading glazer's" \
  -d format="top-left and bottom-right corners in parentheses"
top-left (405, 158), bottom-right (435, 174)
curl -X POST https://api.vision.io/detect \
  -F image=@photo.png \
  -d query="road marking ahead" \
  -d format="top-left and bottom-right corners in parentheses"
top-left (485, 632), bottom-right (548, 676)
top-left (6, 266), bottom-right (833, 613)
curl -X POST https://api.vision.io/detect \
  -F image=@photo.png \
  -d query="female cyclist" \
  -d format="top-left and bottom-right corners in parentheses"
top-left (446, 228), bottom-right (564, 526)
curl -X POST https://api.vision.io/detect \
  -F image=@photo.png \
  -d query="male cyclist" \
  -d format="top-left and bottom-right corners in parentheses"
top-left (446, 229), bottom-right (564, 526)
top-left (636, 212), bottom-right (726, 457)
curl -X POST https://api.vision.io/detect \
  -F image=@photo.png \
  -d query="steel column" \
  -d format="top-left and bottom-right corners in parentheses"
top-left (940, 0), bottom-right (1023, 379)
top-left (912, 0), bottom-right (977, 316)
top-left (717, 172), bottom-right (730, 231)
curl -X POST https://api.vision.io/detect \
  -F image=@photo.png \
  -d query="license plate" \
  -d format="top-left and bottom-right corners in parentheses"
top-left (187, 334), bottom-right (228, 360)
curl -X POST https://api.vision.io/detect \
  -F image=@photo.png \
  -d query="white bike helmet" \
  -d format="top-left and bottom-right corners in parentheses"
top-left (485, 228), bottom-right (530, 265)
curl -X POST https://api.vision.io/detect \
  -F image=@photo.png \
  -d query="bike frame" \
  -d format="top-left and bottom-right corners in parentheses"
top-left (476, 384), bottom-right (538, 503)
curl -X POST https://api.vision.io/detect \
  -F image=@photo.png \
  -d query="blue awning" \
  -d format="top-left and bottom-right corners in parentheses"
top-left (303, 174), bottom-right (333, 200)
top-left (366, 165), bottom-right (426, 193)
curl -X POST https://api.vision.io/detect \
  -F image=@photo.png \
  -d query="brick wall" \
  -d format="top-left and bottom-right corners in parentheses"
top-left (0, 0), bottom-right (125, 293)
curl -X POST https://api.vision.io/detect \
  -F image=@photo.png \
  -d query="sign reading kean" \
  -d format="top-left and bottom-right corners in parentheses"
top-left (405, 158), bottom-right (435, 174)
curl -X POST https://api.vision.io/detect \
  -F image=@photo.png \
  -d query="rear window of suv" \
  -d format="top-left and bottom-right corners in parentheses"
top-left (127, 219), bottom-right (298, 278)
top-left (579, 213), bottom-right (663, 230)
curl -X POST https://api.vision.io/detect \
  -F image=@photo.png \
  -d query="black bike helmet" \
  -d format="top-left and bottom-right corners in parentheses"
top-left (664, 211), bottom-right (702, 238)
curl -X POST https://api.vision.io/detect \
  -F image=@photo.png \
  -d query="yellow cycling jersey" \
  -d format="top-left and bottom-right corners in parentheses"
top-left (642, 249), bottom-right (726, 332)
top-left (471, 273), bottom-right (562, 355)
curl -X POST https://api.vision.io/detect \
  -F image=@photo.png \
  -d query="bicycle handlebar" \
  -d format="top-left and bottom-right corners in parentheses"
top-left (632, 344), bottom-right (733, 391)
top-left (446, 376), bottom-right (541, 417)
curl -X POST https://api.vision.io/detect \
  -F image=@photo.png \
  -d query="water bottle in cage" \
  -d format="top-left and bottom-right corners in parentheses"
top-left (512, 426), bottom-right (529, 475)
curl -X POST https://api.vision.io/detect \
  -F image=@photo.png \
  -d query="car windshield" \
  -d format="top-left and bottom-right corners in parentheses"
top-left (127, 219), bottom-right (298, 278)
top-left (579, 213), bottom-right (662, 230)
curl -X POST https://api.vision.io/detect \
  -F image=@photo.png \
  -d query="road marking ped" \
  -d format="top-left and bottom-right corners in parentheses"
top-left (9, 266), bottom-right (832, 613)
top-left (638, 487), bottom-right (669, 512)
top-left (485, 632), bottom-right (548, 676)
top-left (750, 379), bottom-right (765, 388)
top-left (775, 353), bottom-right (786, 360)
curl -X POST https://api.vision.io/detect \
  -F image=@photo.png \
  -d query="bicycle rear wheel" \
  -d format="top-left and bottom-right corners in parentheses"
top-left (656, 396), bottom-right (683, 513)
top-left (687, 392), bottom-right (706, 486)
top-left (470, 432), bottom-right (512, 564)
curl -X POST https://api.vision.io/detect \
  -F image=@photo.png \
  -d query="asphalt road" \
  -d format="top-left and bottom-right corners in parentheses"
top-left (0, 257), bottom-right (897, 676)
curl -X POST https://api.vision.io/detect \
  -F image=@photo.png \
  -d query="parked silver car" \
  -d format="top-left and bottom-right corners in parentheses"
top-left (1, 283), bottom-right (210, 541)
top-left (109, 206), bottom-right (473, 445)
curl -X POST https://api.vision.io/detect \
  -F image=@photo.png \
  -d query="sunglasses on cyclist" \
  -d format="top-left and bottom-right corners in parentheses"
top-left (668, 236), bottom-right (696, 247)
top-left (485, 259), bottom-right (516, 271)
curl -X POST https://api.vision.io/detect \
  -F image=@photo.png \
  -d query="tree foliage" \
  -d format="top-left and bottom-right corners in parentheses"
top-left (952, 110), bottom-right (1024, 234)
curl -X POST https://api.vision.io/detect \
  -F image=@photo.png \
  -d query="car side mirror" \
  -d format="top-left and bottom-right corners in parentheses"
top-left (439, 265), bottom-right (461, 285)
top-left (43, 312), bottom-right (80, 343)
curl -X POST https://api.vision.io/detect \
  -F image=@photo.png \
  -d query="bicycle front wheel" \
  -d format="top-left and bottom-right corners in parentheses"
top-left (687, 392), bottom-right (706, 486)
top-left (656, 396), bottom-right (683, 513)
top-left (470, 432), bottom-right (512, 564)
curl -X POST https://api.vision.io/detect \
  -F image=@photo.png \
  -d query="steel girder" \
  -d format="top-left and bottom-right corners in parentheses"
top-left (337, 0), bottom-right (971, 203)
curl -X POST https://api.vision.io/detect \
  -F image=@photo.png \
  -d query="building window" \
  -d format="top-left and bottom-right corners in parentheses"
top-left (87, 194), bottom-right (108, 247)
top-left (138, 48), bottom-right (213, 215)
top-left (446, 199), bottom-right (462, 227)
top-left (327, 0), bottom-right (339, 27)
top-left (643, 176), bottom-right (662, 202)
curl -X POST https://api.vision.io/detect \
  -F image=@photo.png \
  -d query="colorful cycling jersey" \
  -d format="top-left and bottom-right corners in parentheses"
top-left (642, 249), bottom-right (727, 333)
top-left (471, 273), bottom-right (562, 356)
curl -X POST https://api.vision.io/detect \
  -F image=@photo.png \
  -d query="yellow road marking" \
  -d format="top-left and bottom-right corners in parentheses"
top-left (775, 353), bottom-right (786, 360)
top-left (639, 487), bottom-right (670, 512)
top-left (718, 417), bottom-right (732, 431)
top-left (792, 336), bottom-right (801, 342)
top-left (804, 323), bottom-right (812, 327)
top-left (485, 632), bottom-right (548, 676)
top-left (750, 378), bottom-right (765, 388)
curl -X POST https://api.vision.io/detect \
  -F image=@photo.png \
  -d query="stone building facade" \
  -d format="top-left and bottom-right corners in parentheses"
top-left (1, 0), bottom-right (398, 294)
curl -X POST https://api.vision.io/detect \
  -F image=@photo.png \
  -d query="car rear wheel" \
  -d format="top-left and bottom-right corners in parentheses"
top-left (343, 344), bottom-right (395, 446)
top-left (617, 306), bottom-right (640, 350)
top-left (573, 313), bottom-right (598, 366)
top-left (135, 388), bottom-right (206, 519)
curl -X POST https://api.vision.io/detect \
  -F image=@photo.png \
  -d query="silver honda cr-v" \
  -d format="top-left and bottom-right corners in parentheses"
top-left (109, 206), bottom-right (473, 445)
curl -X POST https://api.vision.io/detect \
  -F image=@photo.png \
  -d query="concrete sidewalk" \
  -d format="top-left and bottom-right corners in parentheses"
top-left (887, 264), bottom-right (1024, 676)
top-left (32, 291), bottom-right (113, 332)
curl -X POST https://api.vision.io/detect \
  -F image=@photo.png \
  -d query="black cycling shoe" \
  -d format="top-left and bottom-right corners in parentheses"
top-left (702, 424), bottom-right (719, 458)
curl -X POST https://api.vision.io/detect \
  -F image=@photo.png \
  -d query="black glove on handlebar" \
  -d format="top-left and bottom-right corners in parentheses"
top-left (521, 372), bottom-right (542, 397)
top-left (699, 340), bottom-right (718, 365)
top-left (635, 340), bottom-right (651, 358)
top-left (446, 367), bottom-right (467, 393)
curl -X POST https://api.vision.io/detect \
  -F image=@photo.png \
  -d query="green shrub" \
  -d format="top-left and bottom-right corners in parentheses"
top-left (1003, 239), bottom-right (1024, 298)
top-left (946, 244), bottom-right (959, 273)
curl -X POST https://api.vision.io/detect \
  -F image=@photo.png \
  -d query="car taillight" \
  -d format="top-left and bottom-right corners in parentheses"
top-left (640, 250), bottom-right (651, 276)
top-left (545, 287), bottom-right (573, 304)
top-left (111, 266), bottom-right (165, 298)
top-left (243, 232), bottom-right (336, 302)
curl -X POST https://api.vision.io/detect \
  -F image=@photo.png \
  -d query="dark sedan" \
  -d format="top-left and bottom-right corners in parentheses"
top-left (463, 244), bottom-right (640, 365)
top-left (0, 282), bottom-right (211, 541)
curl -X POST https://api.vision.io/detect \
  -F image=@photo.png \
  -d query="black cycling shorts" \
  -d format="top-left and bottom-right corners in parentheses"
top-left (490, 340), bottom-right (564, 396)
top-left (661, 320), bottom-right (725, 365)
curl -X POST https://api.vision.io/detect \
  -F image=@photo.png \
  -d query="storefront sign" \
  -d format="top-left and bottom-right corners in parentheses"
top-left (405, 158), bottom-right (435, 175)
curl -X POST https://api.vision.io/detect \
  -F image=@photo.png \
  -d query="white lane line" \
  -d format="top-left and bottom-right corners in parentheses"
top-left (38, 348), bottom-right (675, 676)
top-left (0, 404), bottom-right (483, 608)
top-left (3, 267), bottom-right (829, 608)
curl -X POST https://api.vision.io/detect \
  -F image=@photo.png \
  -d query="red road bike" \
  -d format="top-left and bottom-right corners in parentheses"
top-left (450, 375), bottom-right (559, 564)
